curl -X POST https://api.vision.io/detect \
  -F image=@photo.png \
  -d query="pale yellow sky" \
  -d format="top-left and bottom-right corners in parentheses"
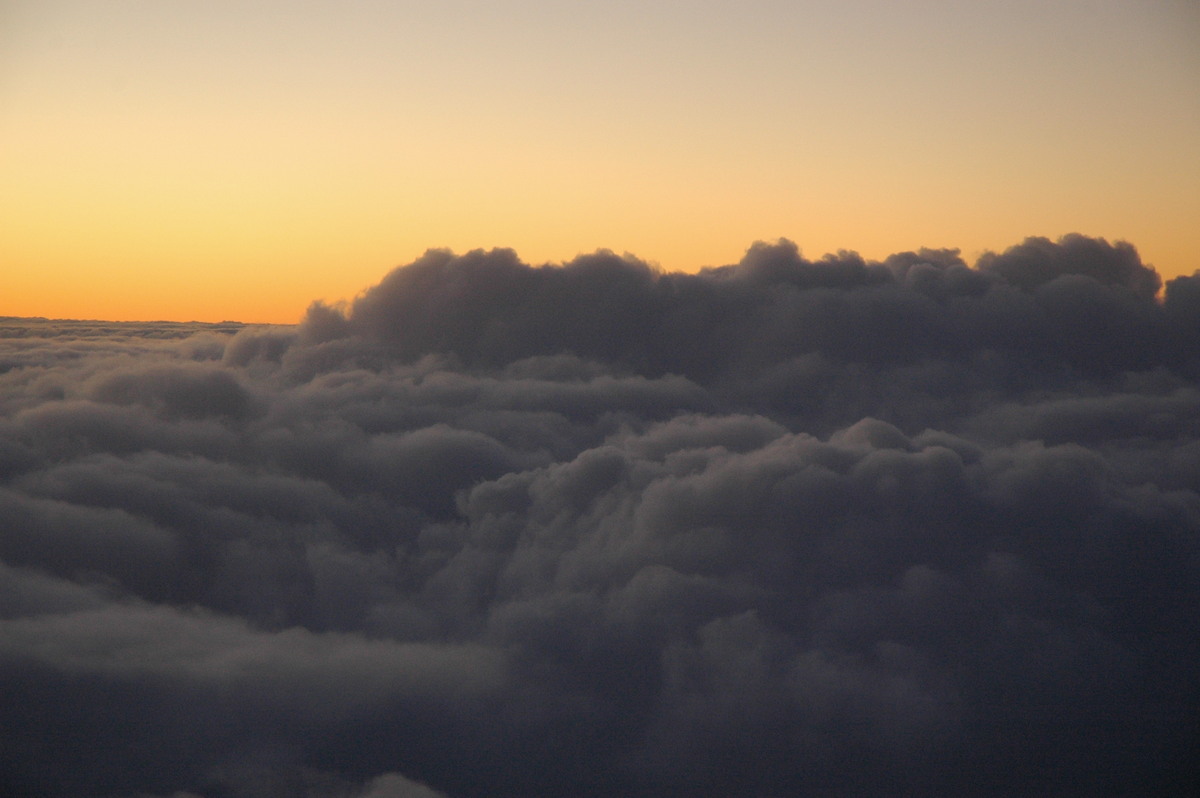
top-left (3, 0), bottom-right (1198, 323)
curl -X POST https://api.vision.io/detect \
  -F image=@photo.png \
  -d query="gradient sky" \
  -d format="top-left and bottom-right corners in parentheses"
top-left (3, 0), bottom-right (1198, 323)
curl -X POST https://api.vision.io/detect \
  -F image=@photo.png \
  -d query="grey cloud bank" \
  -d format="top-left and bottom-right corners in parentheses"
top-left (1, 235), bottom-right (1198, 796)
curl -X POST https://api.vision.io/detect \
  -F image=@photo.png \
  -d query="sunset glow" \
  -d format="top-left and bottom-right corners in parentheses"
top-left (3, 1), bottom-right (1197, 322)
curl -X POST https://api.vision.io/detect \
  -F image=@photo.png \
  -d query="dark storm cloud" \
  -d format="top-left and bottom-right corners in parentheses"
top-left (2, 235), bottom-right (1198, 797)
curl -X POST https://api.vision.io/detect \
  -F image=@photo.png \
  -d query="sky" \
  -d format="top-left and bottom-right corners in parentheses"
top-left (2, 0), bottom-right (1198, 323)
top-left (2, 238), bottom-right (1199, 796)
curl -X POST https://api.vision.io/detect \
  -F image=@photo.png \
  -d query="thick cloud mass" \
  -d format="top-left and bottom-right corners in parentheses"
top-left (2, 235), bottom-right (1199, 797)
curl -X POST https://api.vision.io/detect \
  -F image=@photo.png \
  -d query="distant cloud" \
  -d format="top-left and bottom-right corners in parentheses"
top-left (1, 235), bottom-right (1198, 796)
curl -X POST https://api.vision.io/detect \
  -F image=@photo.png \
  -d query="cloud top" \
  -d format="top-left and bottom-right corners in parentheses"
top-left (304, 235), bottom-right (1197, 385)
top-left (1, 235), bottom-right (1198, 797)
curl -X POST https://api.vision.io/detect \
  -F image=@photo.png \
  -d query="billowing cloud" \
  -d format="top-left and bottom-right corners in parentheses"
top-left (1, 234), bottom-right (1198, 796)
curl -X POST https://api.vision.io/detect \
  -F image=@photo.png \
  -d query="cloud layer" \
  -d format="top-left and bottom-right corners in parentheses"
top-left (2, 235), bottom-right (1198, 796)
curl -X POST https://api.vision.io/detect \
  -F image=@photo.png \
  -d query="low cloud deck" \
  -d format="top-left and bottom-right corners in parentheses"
top-left (1, 235), bottom-right (1198, 797)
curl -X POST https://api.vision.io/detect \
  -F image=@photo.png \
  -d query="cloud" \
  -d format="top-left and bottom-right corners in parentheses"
top-left (301, 235), bottom-right (1196, 384)
top-left (1, 235), bottom-right (1198, 796)
top-left (355, 772), bottom-right (451, 798)
top-left (976, 233), bottom-right (1162, 298)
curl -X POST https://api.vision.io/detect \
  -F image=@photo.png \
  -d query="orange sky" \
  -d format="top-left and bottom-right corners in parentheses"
top-left (3, 0), bottom-right (1198, 324)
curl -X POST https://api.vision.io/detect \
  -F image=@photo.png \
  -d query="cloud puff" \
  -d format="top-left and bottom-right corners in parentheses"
top-left (1, 235), bottom-right (1198, 797)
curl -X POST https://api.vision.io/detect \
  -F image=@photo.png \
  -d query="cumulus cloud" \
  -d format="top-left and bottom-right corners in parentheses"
top-left (1, 235), bottom-right (1198, 797)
